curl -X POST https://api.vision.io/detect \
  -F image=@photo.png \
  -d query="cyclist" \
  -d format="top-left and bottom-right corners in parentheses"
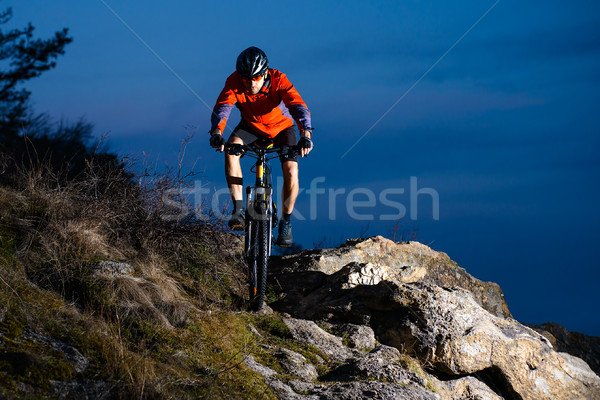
top-left (209, 46), bottom-right (313, 246)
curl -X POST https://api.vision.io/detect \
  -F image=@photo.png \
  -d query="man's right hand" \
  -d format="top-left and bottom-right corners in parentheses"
top-left (209, 129), bottom-right (225, 152)
top-left (298, 136), bottom-right (313, 158)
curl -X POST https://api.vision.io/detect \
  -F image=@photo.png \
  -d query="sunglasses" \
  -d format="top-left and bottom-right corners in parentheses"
top-left (241, 74), bottom-right (264, 82)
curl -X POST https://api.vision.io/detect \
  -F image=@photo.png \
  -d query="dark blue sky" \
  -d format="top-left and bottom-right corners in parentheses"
top-left (13, 1), bottom-right (600, 335)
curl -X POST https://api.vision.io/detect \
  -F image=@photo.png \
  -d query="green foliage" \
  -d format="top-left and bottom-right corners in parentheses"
top-left (0, 349), bottom-right (73, 391)
top-left (0, 314), bottom-right (24, 339)
top-left (0, 315), bottom-right (75, 394)
top-left (398, 353), bottom-right (427, 379)
top-left (426, 379), bottom-right (437, 393)
top-left (248, 313), bottom-right (330, 376)
top-left (341, 332), bottom-right (352, 348)
top-left (256, 314), bottom-right (292, 339)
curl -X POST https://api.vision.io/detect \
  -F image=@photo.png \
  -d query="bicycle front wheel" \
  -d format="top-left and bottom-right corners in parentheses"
top-left (250, 218), bottom-right (269, 311)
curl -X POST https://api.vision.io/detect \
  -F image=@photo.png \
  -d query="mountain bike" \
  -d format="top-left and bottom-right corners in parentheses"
top-left (225, 140), bottom-right (299, 311)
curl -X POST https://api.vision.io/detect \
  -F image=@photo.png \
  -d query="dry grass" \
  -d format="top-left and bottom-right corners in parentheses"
top-left (0, 151), bottom-right (276, 398)
top-left (0, 140), bottom-right (440, 398)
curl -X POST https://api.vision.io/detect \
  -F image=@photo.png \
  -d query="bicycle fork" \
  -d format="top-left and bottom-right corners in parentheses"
top-left (245, 185), bottom-right (273, 257)
top-left (245, 160), bottom-right (274, 259)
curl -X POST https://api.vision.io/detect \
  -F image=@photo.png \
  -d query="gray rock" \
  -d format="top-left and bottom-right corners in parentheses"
top-left (321, 344), bottom-right (422, 386)
top-left (273, 347), bottom-right (318, 381)
top-left (266, 317), bottom-right (446, 398)
top-left (330, 323), bottom-right (376, 351)
top-left (269, 238), bottom-right (600, 400)
top-left (367, 283), bottom-right (600, 400)
top-left (24, 330), bottom-right (88, 373)
top-left (288, 379), bottom-right (316, 394)
top-left (92, 260), bottom-right (135, 278)
top-left (312, 381), bottom-right (440, 400)
top-left (248, 323), bottom-right (264, 338)
top-left (256, 303), bottom-right (275, 315)
top-left (243, 355), bottom-right (317, 400)
top-left (265, 376), bottom-right (316, 400)
top-left (282, 318), bottom-right (356, 362)
top-left (528, 321), bottom-right (600, 377)
top-left (350, 345), bottom-right (416, 384)
top-left (51, 380), bottom-right (111, 400)
top-left (272, 236), bottom-right (511, 318)
top-left (243, 354), bottom-right (277, 378)
top-left (442, 376), bottom-right (503, 400)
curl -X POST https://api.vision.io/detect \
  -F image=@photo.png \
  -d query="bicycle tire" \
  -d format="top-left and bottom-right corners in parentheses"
top-left (246, 210), bottom-right (258, 308)
top-left (247, 204), bottom-right (271, 311)
top-left (252, 218), bottom-right (269, 311)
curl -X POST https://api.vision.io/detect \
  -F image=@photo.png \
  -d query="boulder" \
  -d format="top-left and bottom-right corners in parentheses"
top-left (244, 319), bottom-right (443, 400)
top-left (320, 344), bottom-right (425, 387)
top-left (272, 236), bottom-right (511, 318)
top-left (243, 354), bottom-right (278, 378)
top-left (270, 346), bottom-right (319, 382)
top-left (529, 321), bottom-right (600, 376)
top-left (24, 330), bottom-right (88, 373)
top-left (269, 237), bottom-right (600, 400)
top-left (282, 318), bottom-right (357, 363)
top-left (328, 323), bottom-right (376, 351)
top-left (92, 261), bottom-right (135, 278)
top-left (389, 283), bottom-right (600, 400)
top-left (243, 355), bottom-right (309, 400)
top-left (312, 381), bottom-right (440, 400)
top-left (442, 376), bottom-right (503, 400)
top-left (275, 279), bottom-right (600, 399)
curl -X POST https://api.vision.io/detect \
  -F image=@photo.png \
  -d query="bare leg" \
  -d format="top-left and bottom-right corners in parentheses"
top-left (281, 160), bottom-right (299, 214)
top-left (225, 135), bottom-right (244, 202)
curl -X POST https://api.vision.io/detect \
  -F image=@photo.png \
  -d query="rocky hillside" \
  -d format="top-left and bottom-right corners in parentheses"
top-left (1, 170), bottom-right (599, 399)
top-left (262, 236), bottom-right (600, 399)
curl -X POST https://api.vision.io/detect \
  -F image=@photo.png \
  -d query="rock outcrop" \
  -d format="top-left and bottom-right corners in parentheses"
top-left (273, 236), bottom-right (511, 318)
top-left (244, 317), bottom-right (501, 399)
top-left (529, 321), bottom-right (600, 376)
top-left (267, 237), bottom-right (600, 400)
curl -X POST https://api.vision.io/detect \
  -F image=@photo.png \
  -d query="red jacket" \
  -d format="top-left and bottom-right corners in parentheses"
top-left (211, 69), bottom-right (312, 138)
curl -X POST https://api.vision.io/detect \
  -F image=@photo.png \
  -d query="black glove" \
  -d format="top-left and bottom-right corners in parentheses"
top-left (210, 134), bottom-right (225, 148)
top-left (298, 137), bottom-right (313, 150)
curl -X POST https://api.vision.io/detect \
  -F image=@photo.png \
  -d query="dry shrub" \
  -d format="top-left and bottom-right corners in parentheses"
top-left (0, 142), bottom-right (271, 398)
top-left (94, 265), bottom-right (196, 331)
top-left (2, 140), bottom-right (252, 306)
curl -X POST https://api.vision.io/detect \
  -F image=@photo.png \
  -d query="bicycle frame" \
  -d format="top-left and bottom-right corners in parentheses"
top-left (244, 143), bottom-right (278, 258)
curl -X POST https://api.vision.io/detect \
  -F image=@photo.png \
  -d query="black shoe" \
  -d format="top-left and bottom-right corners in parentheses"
top-left (277, 219), bottom-right (293, 247)
top-left (228, 209), bottom-right (245, 231)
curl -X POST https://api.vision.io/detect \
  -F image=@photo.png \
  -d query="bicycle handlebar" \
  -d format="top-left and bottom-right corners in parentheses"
top-left (224, 142), bottom-right (300, 157)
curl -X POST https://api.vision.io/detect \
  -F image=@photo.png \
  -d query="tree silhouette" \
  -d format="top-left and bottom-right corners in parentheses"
top-left (0, 6), bottom-right (130, 187)
top-left (0, 6), bottom-right (72, 139)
